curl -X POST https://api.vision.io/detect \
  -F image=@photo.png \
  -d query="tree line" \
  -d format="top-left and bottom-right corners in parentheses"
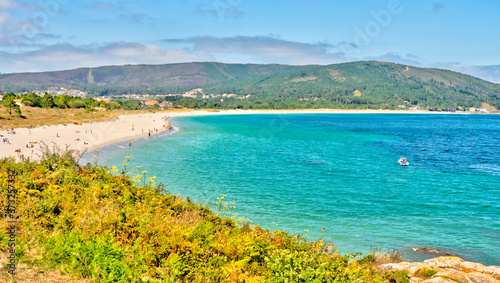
top-left (0, 92), bottom-right (150, 117)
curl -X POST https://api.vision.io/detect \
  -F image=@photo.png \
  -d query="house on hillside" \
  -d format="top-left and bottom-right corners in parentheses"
top-left (160, 101), bottom-right (172, 109)
top-left (96, 97), bottom-right (111, 104)
top-left (14, 99), bottom-right (23, 107)
top-left (0, 95), bottom-right (3, 102)
top-left (143, 100), bottom-right (159, 107)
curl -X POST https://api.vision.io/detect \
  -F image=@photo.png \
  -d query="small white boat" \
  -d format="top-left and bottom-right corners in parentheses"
top-left (398, 157), bottom-right (409, 166)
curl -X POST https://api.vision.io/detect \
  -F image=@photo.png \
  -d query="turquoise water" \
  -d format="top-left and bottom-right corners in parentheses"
top-left (92, 114), bottom-right (500, 265)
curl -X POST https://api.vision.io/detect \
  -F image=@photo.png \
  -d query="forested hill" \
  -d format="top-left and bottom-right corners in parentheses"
top-left (1, 61), bottom-right (499, 110)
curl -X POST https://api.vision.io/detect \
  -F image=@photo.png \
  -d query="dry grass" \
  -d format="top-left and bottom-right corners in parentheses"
top-left (0, 252), bottom-right (91, 283)
top-left (291, 76), bottom-right (317, 82)
top-left (0, 107), bottom-right (194, 130)
top-left (371, 248), bottom-right (404, 265)
top-left (481, 102), bottom-right (498, 112)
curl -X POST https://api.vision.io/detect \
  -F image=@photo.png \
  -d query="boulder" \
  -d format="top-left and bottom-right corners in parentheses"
top-left (411, 247), bottom-right (457, 257)
top-left (483, 266), bottom-right (500, 279)
top-left (378, 256), bottom-right (500, 283)
top-left (424, 256), bottom-right (464, 269)
top-left (378, 263), bottom-right (406, 272)
top-left (437, 268), bottom-right (499, 283)
top-left (460, 261), bottom-right (486, 273)
top-left (402, 262), bottom-right (432, 276)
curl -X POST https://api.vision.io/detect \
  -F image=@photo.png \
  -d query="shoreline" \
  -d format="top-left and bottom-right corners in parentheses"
top-left (2, 109), bottom-right (499, 269)
top-left (0, 109), bottom-right (496, 161)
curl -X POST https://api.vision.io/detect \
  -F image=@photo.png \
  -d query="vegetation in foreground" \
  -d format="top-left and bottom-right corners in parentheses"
top-left (0, 147), bottom-right (404, 282)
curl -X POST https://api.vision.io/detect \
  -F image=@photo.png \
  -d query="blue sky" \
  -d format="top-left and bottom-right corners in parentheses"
top-left (1, 0), bottom-right (499, 83)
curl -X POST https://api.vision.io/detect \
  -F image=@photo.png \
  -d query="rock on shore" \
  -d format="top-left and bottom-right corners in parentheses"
top-left (379, 256), bottom-right (500, 283)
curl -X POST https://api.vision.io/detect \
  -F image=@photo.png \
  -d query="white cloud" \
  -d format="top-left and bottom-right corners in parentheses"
top-left (0, 36), bottom-right (498, 84)
top-left (118, 13), bottom-right (148, 24)
top-left (0, 0), bottom-right (20, 9)
top-left (443, 65), bottom-right (500, 84)
top-left (365, 52), bottom-right (422, 66)
top-left (0, 0), bottom-right (38, 11)
top-left (0, 42), bottom-right (214, 73)
top-left (164, 35), bottom-right (346, 65)
top-left (0, 0), bottom-right (62, 48)
top-left (0, 11), bottom-right (12, 25)
top-left (433, 2), bottom-right (444, 12)
top-left (92, 1), bottom-right (115, 11)
top-left (195, 2), bottom-right (245, 21)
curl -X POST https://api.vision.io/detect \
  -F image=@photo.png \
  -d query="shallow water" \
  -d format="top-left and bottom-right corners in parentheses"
top-left (92, 114), bottom-right (500, 265)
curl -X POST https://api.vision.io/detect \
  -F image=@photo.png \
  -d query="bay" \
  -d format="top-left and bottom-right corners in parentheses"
top-left (93, 114), bottom-right (500, 265)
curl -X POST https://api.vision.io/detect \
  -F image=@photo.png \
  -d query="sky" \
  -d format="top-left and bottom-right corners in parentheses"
top-left (0, 0), bottom-right (499, 83)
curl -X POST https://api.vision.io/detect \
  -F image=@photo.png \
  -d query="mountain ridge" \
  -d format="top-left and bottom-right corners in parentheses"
top-left (1, 61), bottom-right (499, 110)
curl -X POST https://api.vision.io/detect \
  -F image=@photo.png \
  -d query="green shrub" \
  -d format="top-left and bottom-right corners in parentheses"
top-left (416, 267), bottom-right (438, 278)
top-left (43, 232), bottom-right (140, 282)
top-left (0, 152), bottom-right (387, 282)
top-left (359, 254), bottom-right (375, 265)
top-left (384, 270), bottom-right (410, 283)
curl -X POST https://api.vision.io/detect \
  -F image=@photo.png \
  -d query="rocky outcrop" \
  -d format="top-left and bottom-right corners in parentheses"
top-left (410, 247), bottom-right (457, 257)
top-left (379, 256), bottom-right (500, 283)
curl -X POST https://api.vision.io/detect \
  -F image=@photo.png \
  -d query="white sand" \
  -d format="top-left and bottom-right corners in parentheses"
top-left (0, 112), bottom-right (172, 161)
top-left (0, 109), bottom-right (466, 161)
top-left (1, 110), bottom-right (243, 161)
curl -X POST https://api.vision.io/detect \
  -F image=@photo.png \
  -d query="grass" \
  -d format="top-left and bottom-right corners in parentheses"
top-left (0, 147), bottom-right (399, 282)
top-left (383, 271), bottom-right (410, 283)
top-left (357, 247), bottom-right (404, 269)
top-left (415, 267), bottom-right (438, 279)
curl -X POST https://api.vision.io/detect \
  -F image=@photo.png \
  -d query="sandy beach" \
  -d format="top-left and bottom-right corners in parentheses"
top-left (0, 109), bottom-right (234, 161)
top-left (0, 109), bottom-right (485, 161)
top-left (0, 111), bottom-right (173, 161)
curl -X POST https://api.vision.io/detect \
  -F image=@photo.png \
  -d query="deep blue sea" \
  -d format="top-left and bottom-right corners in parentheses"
top-left (90, 114), bottom-right (500, 265)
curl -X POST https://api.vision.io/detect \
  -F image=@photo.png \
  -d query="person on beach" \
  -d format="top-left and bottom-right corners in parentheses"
top-left (128, 142), bottom-right (131, 147)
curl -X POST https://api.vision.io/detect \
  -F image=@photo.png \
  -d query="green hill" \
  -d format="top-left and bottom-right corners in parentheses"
top-left (1, 61), bottom-right (499, 110)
